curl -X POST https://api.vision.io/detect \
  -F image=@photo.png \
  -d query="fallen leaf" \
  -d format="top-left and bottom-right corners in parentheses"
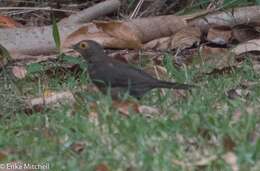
top-left (112, 101), bottom-right (160, 116)
top-left (0, 16), bottom-right (20, 28)
top-left (222, 152), bottom-right (239, 171)
top-left (70, 141), bottom-right (85, 154)
top-left (0, 150), bottom-right (7, 161)
top-left (223, 136), bottom-right (236, 152)
top-left (112, 101), bottom-right (139, 116)
top-left (95, 163), bottom-right (109, 171)
top-left (144, 37), bottom-right (171, 50)
top-left (170, 25), bottom-right (201, 50)
top-left (95, 21), bottom-right (142, 48)
top-left (63, 21), bottom-right (142, 49)
top-left (12, 66), bottom-right (27, 79)
top-left (144, 26), bottom-right (201, 50)
top-left (231, 24), bottom-right (260, 43)
top-left (207, 26), bottom-right (232, 45)
top-left (232, 39), bottom-right (260, 55)
top-left (196, 46), bottom-right (238, 74)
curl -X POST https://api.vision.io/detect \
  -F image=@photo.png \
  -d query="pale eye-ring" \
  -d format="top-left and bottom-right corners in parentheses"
top-left (79, 42), bottom-right (88, 49)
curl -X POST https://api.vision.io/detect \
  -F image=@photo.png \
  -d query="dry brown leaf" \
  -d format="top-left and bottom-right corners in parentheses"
top-left (231, 24), bottom-right (260, 43)
top-left (170, 26), bottom-right (201, 50)
top-left (62, 21), bottom-right (142, 49)
top-left (70, 141), bottom-right (85, 154)
top-left (12, 66), bottom-right (27, 79)
top-left (143, 37), bottom-right (171, 50)
top-left (112, 101), bottom-right (139, 116)
top-left (112, 101), bottom-right (160, 116)
top-left (197, 46), bottom-right (238, 73)
top-left (0, 16), bottom-right (20, 28)
top-left (95, 163), bottom-right (110, 171)
top-left (144, 26), bottom-right (201, 50)
top-left (0, 150), bottom-right (7, 161)
top-left (95, 21), bottom-right (142, 48)
top-left (223, 136), bottom-right (236, 152)
top-left (223, 152), bottom-right (239, 171)
top-left (232, 39), bottom-right (260, 55)
top-left (207, 26), bottom-right (232, 45)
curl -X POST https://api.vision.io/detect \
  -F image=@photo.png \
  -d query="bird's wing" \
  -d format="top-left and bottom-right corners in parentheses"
top-left (89, 61), bottom-right (157, 88)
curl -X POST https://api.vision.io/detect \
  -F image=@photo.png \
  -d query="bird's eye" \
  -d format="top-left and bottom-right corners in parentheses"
top-left (79, 42), bottom-right (88, 49)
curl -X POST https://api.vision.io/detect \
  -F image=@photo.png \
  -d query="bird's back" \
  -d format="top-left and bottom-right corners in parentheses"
top-left (88, 59), bottom-right (158, 88)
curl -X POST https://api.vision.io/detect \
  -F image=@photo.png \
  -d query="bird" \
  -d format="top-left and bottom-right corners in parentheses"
top-left (72, 40), bottom-right (195, 99)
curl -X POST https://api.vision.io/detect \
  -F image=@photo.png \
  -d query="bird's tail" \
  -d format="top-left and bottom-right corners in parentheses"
top-left (155, 80), bottom-right (196, 90)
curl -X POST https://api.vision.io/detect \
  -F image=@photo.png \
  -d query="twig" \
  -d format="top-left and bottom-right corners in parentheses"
top-left (60, 0), bottom-right (121, 25)
top-left (27, 91), bottom-right (75, 108)
top-left (0, 7), bottom-right (76, 13)
top-left (130, 0), bottom-right (144, 19)
top-left (153, 66), bottom-right (166, 97)
top-left (4, 9), bottom-right (36, 16)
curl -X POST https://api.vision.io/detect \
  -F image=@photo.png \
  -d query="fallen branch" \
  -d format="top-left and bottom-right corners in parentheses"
top-left (0, 0), bottom-right (121, 59)
top-left (26, 91), bottom-right (75, 108)
top-left (60, 0), bottom-right (121, 25)
top-left (190, 6), bottom-right (260, 31)
top-left (0, 7), bottom-right (76, 13)
top-left (1, 5), bottom-right (260, 61)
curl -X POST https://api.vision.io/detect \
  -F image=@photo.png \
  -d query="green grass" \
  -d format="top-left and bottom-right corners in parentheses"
top-left (0, 56), bottom-right (259, 171)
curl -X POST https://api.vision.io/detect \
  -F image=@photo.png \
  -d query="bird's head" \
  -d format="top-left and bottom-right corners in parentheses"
top-left (72, 40), bottom-right (105, 62)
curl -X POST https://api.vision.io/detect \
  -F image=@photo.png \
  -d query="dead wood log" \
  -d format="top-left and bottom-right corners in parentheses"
top-left (1, 5), bottom-right (260, 60)
top-left (0, 0), bottom-right (121, 59)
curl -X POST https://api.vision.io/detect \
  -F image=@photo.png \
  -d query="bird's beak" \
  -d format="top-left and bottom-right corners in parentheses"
top-left (69, 44), bottom-right (76, 50)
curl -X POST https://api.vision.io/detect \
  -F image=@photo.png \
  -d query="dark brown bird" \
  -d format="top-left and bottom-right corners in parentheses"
top-left (72, 40), bottom-right (195, 99)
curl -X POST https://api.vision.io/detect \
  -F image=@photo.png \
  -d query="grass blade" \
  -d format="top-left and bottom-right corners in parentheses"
top-left (52, 12), bottom-right (61, 52)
